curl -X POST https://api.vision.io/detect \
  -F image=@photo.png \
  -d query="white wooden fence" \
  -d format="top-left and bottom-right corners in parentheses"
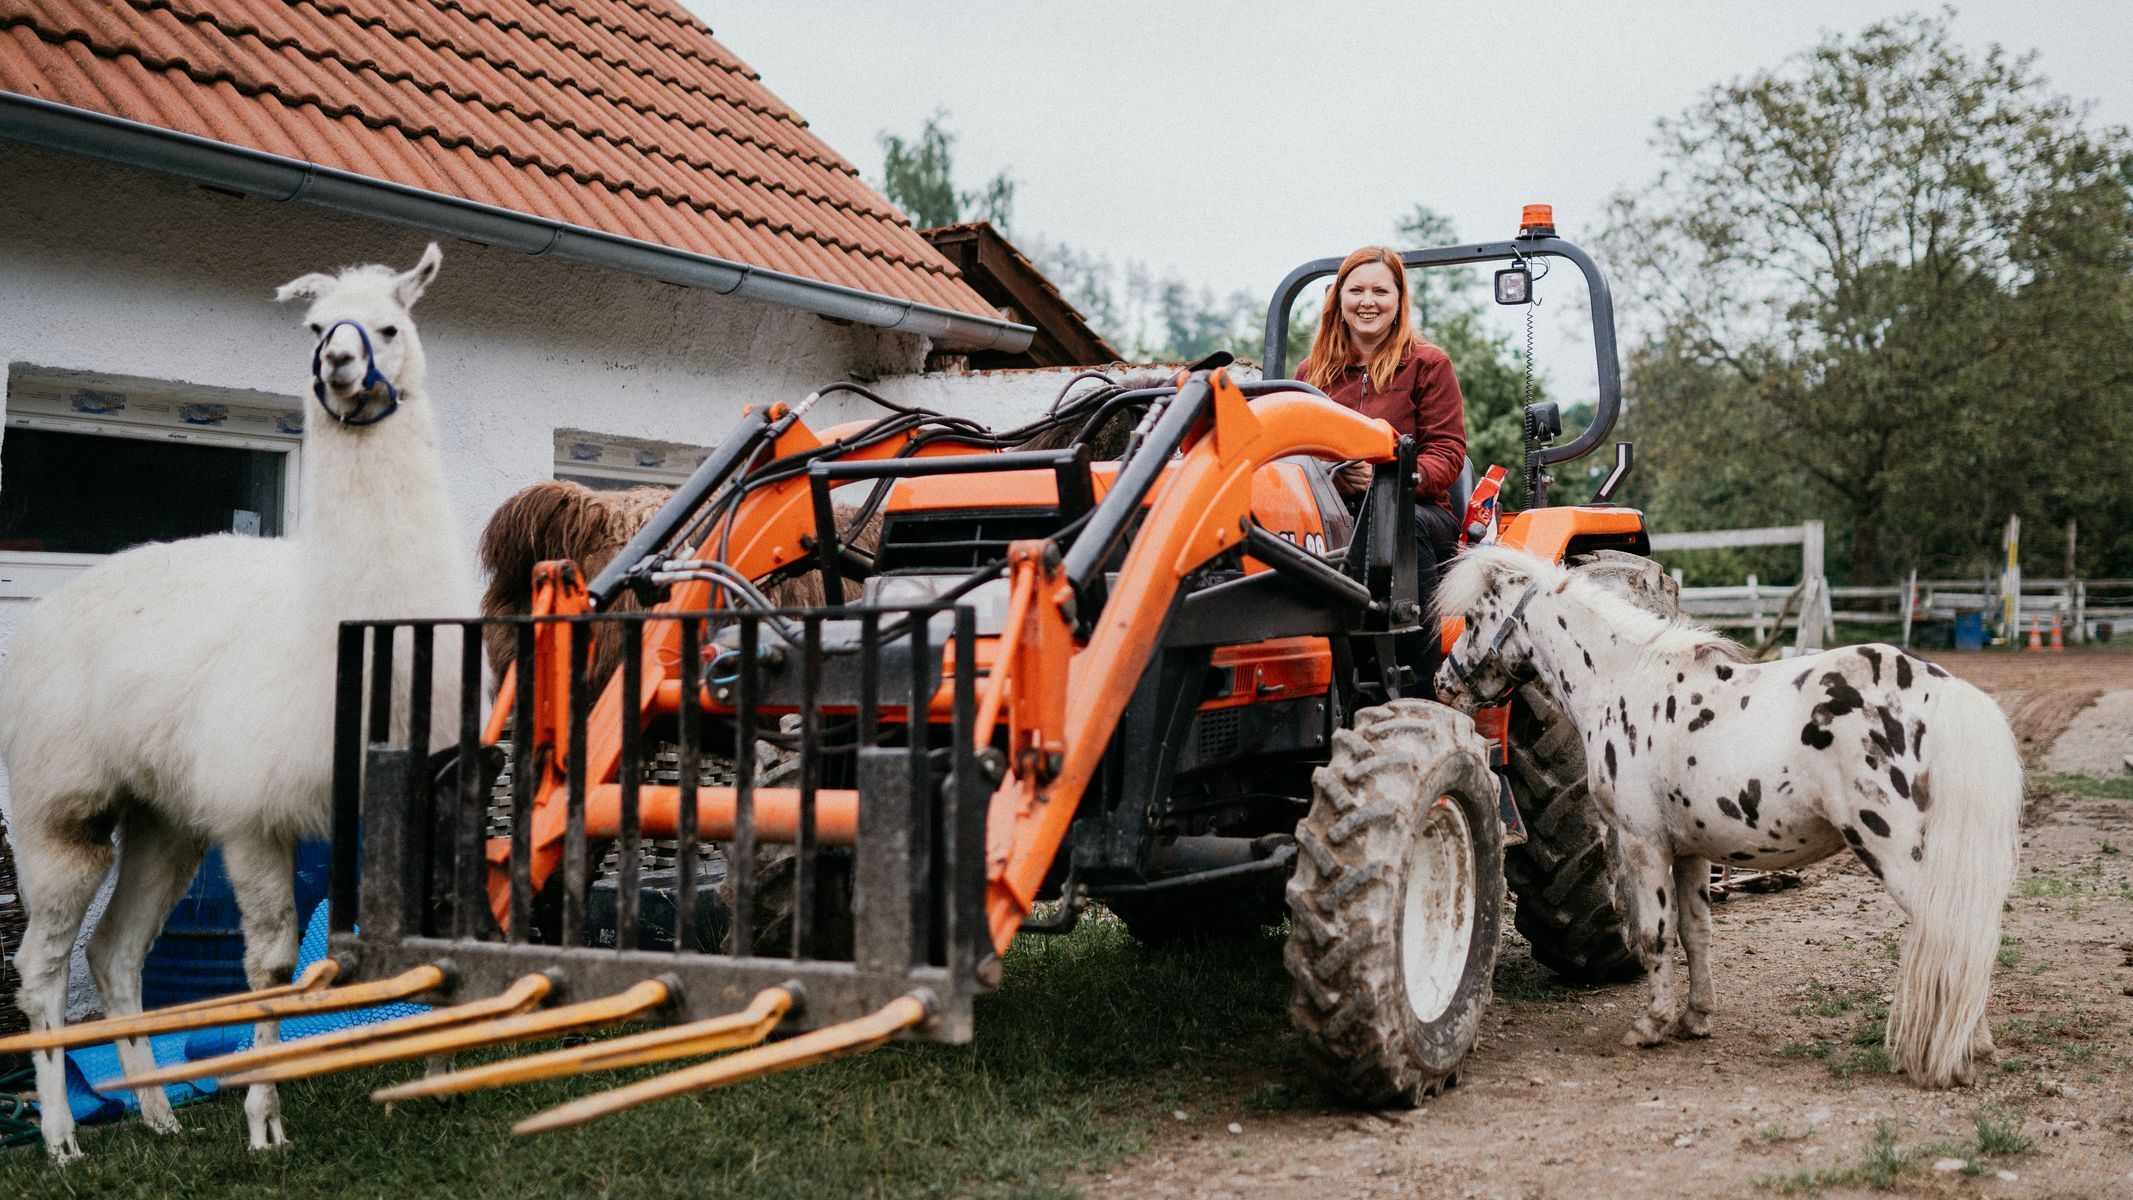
top-left (1648, 518), bottom-right (2133, 650)
top-left (1649, 522), bottom-right (1833, 653)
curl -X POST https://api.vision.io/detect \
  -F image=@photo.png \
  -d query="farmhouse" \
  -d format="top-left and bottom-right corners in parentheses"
top-left (0, 0), bottom-right (1120, 708)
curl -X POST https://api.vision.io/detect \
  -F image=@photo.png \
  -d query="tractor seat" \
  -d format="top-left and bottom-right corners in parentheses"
top-left (1448, 458), bottom-right (1477, 519)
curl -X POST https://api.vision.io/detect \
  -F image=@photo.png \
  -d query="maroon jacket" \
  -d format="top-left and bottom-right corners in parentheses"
top-left (1299, 340), bottom-right (1469, 511)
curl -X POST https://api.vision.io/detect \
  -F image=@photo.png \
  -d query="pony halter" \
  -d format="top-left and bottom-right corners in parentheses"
top-left (310, 320), bottom-right (401, 426)
top-left (1442, 580), bottom-right (1542, 705)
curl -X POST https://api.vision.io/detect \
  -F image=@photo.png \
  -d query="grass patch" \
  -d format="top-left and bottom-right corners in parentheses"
top-left (1753, 1107), bottom-right (2034, 1194)
top-left (1972, 1105), bottom-right (2034, 1157)
top-left (1997, 935), bottom-right (2024, 969)
top-left (1789, 982), bottom-right (1867, 1018)
top-left (2030, 773), bottom-right (2133, 801)
top-left (2017, 873), bottom-right (2093, 899)
top-left (1776, 985), bottom-right (1892, 1079)
top-left (1822, 1002), bottom-right (1892, 1080)
top-left (0, 920), bottom-right (1300, 1199)
top-left (1995, 1013), bottom-right (2107, 1065)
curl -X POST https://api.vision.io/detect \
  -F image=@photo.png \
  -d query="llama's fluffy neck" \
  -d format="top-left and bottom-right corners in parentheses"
top-left (297, 378), bottom-right (471, 621)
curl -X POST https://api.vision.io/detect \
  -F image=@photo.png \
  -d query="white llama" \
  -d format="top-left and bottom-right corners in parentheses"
top-left (0, 245), bottom-right (475, 1161)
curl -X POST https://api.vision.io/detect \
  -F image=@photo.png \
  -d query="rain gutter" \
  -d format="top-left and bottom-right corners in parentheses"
top-left (0, 93), bottom-right (1035, 354)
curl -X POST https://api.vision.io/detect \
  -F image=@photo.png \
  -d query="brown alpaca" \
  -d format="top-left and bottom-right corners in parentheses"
top-left (476, 480), bottom-right (882, 684)
top-left (477, 480), bottom-right (669, 682)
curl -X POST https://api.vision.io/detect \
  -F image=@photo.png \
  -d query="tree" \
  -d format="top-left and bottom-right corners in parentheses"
top-left (878, 112), bottom-right (1014, 230)
top-left (1606, 12), bottom-right (2133, 581)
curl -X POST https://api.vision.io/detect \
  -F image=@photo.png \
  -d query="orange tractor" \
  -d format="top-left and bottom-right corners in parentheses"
top-left (18, 211), bottom-right (1658, 1128)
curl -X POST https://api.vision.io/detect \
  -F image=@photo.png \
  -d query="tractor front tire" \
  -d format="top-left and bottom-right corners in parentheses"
top-left (1499, 550), bottom-right (1677, 984)
top-left (1285, 700), bottom-right (1503, 1107)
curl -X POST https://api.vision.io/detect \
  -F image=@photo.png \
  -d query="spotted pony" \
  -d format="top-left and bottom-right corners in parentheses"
top-left (1434, 546), bottom-right (2020, 1087)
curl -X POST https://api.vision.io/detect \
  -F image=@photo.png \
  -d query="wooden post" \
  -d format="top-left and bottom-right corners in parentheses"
top-left (1901, 567), bottom-right (1918, 649)
top-left (1800, 520), bottom-right (1829, 649)
top-left (2074, 579), bottom-right (2087, 646)
top-left (1795, 575), bottom-right (1823, 653)
top-left (2002, 515), bottom-right (2021, 651)
top-left (2067, 519), bottom-right (2082, 645)
top-left (1746, 572), bottom-right (1765, 644)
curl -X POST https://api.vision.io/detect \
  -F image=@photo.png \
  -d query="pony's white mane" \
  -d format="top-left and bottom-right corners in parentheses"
top-left (1438, 545), bottom-right (1746, 665)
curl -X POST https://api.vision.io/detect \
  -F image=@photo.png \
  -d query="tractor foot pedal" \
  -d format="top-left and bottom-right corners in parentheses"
top-left (226, 976), bottom-right (676, 1087)
top-left (514, 991), bottom-right (934, 1135)
top-left (371, 984), bottom-right (797, 1102)
top-left (114, 973), bottom-right (555, 1090)
top-left (0, 962), bottom-right (443, 1055)
top-left (1496, 772), bottom-right (1527, 846)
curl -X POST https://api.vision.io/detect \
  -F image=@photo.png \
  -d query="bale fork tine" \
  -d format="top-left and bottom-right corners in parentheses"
top-left (370, 984), bottom-right (795, 1102)
top-left (514, 991), bottom-right (933, 1135)
top-left (224, 977), bottom-right (674, 1087)
top-left (111, 972), bottom-right (556, 1089)
top-left (0, 963), bottom-right (444, 1054)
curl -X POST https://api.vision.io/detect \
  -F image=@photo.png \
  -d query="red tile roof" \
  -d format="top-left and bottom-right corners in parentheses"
top-left (0, 0), bottom-right (997, 318)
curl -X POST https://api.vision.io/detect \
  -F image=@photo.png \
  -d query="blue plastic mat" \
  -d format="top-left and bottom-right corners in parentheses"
top-left (63, 903), bottom-right (425, 1123)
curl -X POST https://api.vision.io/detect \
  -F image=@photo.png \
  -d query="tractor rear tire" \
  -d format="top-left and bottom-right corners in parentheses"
top-left (1284, 700), bottom-right (1503, 1107)
top-left (1499, 549), bottom-right (1677, 984)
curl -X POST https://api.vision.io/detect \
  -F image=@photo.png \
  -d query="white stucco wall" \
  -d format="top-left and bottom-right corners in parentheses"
top-left (0, 141), bottom-right (926, 686)
top-left (0, 143), bottom-right (936, 1013)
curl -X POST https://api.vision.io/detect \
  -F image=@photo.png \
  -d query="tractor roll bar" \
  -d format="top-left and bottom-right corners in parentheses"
top-left (1260, 236), bottom-right (1621, 474)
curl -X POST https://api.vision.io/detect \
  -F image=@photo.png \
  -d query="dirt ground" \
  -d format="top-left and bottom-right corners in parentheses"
top-left (1088, 649), bottom-right (2133, 1200)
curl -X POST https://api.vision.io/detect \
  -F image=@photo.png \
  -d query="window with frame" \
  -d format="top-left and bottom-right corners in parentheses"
top-left (553, 429), bottom-right (709, 492)
top-left (0, 365), bottom-right (301, 599)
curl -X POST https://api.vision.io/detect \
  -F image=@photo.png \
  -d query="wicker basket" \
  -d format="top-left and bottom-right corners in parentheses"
top-left (0, 814), bottom-right (26, 1038)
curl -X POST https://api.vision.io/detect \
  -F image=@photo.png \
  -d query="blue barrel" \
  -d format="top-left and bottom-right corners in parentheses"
top-left (1952, 610), bottom-right (1985, 651)
top-left (140, 841), bottom-right (332, 1010)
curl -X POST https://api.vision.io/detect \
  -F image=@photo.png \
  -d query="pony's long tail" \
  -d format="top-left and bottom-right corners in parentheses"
top-left (1887, 678), bottom-right (2022, 1087)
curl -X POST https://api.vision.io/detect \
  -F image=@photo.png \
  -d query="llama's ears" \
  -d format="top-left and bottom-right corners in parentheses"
top-left (275, 272), bottom-right (334, 303)
top-left (394, 242), bottom-right (444, 308)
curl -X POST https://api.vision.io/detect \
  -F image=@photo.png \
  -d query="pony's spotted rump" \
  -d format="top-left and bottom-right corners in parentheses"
top-left (1435, 546), bottom-right (2021, 1088)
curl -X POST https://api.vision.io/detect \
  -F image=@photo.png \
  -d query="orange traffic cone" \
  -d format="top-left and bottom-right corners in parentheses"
top-left (2026, 616), bottom-right (2044, 652)
top-left (2049, 613), bottom-right (2065, 652)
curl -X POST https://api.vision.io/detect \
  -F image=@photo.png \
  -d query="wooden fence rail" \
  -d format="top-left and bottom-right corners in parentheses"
top-left (1648, 522), bottom-right (2131, 651)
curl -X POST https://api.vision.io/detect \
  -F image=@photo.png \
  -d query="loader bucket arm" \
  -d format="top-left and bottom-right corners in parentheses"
top-left (484, 411), bottom-right (1011, 928)
top-left (977, 369), bottom-right (1396, 947)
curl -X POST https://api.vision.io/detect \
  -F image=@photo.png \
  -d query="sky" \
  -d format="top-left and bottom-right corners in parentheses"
top-left (696, 1), bottom-right (2133, 381)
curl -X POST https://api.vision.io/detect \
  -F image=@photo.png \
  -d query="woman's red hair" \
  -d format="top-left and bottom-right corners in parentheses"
top-left (1301, 246), bottom-right (1415, 395)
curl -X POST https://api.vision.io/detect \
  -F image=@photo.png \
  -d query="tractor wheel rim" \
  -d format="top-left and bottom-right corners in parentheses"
top-left (1400, 794), bottom-right (1476, 1024)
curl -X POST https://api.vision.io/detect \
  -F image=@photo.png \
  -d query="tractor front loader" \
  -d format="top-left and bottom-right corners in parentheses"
top-left (4, 210), bottom-right (1663, 1131)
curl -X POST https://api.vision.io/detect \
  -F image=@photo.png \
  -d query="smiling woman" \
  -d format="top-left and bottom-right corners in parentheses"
top-left (1297, 246), bottom-right (1469, 696)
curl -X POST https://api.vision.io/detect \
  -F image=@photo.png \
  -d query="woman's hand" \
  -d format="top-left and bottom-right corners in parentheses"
top-left (1333, 459), bottom-right (1374, 495)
